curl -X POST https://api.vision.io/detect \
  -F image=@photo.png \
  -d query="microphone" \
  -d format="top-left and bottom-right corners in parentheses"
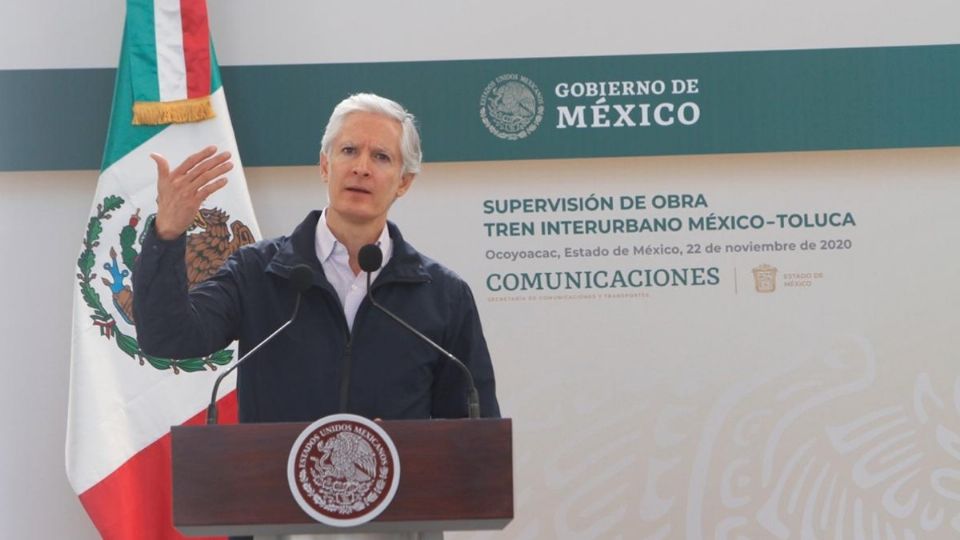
top-left (357, 244), bottom-right (481, 419)
top-left (205, 264), bottom-right (313, 424)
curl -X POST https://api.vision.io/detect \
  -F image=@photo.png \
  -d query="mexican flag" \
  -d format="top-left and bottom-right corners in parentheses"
top-left (66, 0), bottom-right (259, 538)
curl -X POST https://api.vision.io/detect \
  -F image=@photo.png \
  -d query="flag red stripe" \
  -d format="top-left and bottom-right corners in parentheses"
top-left (78, 390), bottom-right (238, 540)
top-left (179, 0), bottom-right (211, 98)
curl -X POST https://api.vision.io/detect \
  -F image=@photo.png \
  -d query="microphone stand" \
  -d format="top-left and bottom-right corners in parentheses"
top-left (364, 270), bottom-right (481, 419)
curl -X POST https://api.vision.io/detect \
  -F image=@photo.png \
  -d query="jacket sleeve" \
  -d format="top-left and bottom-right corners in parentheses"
top-left (132, 224), bottom-right (243, 359)
top-left (432, 279), bottom-right (501, 418)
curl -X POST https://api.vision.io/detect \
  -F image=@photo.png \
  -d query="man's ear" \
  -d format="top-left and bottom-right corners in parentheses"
top-left (396, 173), bottom-right (416, 198)
top-left (319, 153), bottom-right (329, 182)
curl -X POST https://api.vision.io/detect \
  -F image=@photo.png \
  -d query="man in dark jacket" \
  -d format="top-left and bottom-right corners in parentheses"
top-left (133, 93), bottom-right (499, 422)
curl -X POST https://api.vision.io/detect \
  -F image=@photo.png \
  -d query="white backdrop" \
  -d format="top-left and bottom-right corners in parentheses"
top-left (1, 0), bottom-right (959, 538)
top-left (397, 149), bottom-right (960, 538)
top-left (2, 0), bottom-right (959, 69)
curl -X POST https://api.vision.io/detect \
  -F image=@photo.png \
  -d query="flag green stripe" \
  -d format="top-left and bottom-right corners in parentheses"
top-left (210, 39), bottom-right (222, 92)
top-left (126, 0), bottom-right (160, 104)
top-left (101, 22), bottom-right (164, 172)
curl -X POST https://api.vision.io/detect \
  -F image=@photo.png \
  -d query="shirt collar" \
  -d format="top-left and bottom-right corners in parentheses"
top-left (315, 210), bottom-right (338, 264)
top-left (315, 209), bottom-right (393, 268)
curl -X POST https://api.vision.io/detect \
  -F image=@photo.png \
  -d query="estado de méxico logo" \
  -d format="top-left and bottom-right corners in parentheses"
top-left (77, 195), bottom-right (254, 372)
top-left (479, 73), bottom-right (544, 140)
top-left (752, 263), bottom-right (778, 293)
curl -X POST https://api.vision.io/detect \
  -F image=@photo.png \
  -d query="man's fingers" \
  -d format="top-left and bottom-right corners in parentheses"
top-left (196, 177), bottom-right (229, 201)
top-left (154, 146), bottom-right (232, 208)
top-left (172, 145), bottom-right (218, 178)
top-left (188, 155), bottom-right (233, 189)
top-left (184, 152), bottom-right (232, 187)
top-left (150, 153), bottom-right (170, 180)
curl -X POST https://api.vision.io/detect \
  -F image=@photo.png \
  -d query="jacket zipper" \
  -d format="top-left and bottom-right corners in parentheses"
top-left (338, 337), bottom-right (352, 413)
top-left (336, 273), bottom-right (428, 414)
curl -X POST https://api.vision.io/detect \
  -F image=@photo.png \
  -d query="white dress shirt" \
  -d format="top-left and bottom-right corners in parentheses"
top-left (314, 209), bottom-right (392, 331)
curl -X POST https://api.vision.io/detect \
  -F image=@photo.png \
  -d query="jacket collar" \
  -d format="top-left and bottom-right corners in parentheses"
top-left (266, 210), bottom-right (431, 286)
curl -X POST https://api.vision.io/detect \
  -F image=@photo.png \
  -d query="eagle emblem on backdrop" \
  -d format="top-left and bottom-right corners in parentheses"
top-left (479, 73), bottom-right (545, 140)
top-left (77, 196), bottom-right (254, 372)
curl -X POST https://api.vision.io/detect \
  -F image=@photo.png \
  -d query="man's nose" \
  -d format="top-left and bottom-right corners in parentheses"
top-left (352, 153), bottom-right (371, 176)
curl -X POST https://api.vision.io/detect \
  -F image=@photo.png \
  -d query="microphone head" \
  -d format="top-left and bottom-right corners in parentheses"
top-left (358, 244), bottom-right (383, 273)
top-left (289, 264), bottom-right (314, 293)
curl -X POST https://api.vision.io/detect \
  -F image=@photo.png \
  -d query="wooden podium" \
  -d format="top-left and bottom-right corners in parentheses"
top-left (171, 418), bottom-right (513, 537)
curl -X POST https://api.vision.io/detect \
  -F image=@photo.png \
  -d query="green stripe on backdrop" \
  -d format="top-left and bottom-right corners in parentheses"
top-left (0, 67), bottom-right (113, 171)
top-left (1, 44), bottom-right (958, 171)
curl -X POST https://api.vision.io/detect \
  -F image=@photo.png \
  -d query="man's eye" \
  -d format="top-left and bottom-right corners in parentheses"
top-left (341, 146), bottom-right (355, 155)
top-left (375, 153), bottom-right (391, 162)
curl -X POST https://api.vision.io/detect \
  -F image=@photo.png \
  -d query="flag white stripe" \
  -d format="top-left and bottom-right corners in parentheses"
top-left (154, 0), bottom-right (187, 102)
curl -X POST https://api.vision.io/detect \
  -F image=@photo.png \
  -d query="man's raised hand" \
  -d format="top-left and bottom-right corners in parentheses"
top-left (151, 146), bottom-right (233, 241)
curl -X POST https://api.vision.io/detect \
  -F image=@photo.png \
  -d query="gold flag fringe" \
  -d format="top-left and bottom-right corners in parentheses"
top-left (132, 96), bottom-right (215, 125)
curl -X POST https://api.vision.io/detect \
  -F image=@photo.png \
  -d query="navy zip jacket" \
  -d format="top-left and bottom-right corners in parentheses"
top-left (133, 210), bottom-right (499, 422)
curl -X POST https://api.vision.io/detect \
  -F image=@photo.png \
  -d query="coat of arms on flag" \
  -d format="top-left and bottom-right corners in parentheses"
top-left (66, 0), bottom-right (259, 538)
top-left (76, 200), bottom-right (254, 371)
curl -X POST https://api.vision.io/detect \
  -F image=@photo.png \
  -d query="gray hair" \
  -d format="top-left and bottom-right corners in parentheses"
top-left (319, 93), bottom-right (422, 175)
